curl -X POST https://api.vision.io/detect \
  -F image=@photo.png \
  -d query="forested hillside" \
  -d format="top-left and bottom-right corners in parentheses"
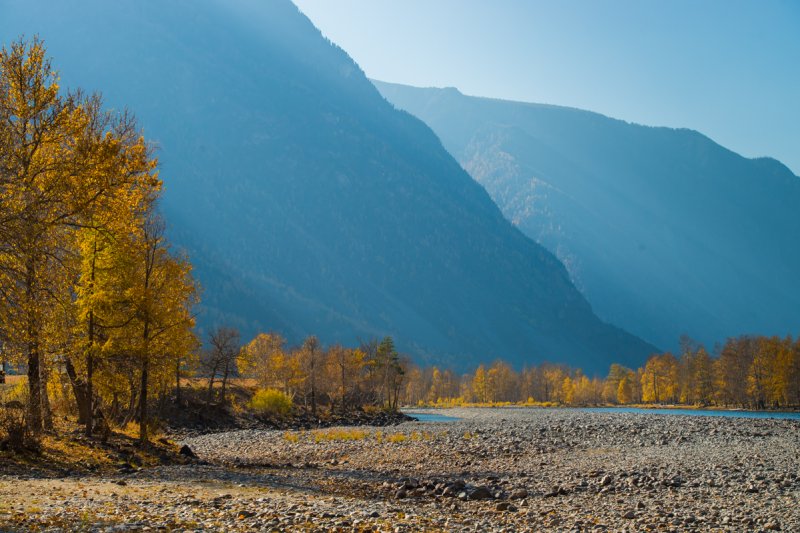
top-left (0, 0), bottom-right (655, 372)
top-left (375, 81), bottom-right (800, 352)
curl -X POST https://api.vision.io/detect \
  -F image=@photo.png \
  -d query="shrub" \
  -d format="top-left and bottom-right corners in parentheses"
top-left (312, 428), bottom-right (368, 442)
top-left (387, 433), bottom-right (407, 443)
top-left (0, 387), bottom-right (40, 453)
top-left (250, 389), bottom-right (293, 417)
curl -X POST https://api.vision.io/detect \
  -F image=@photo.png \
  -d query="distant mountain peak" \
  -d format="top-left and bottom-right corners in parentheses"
top-left (375, 80), bottom-right (800, 351)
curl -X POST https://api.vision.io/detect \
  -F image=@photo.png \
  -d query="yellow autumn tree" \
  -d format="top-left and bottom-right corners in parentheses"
top-left (561, 376), bottom-right (575, 405)
top-left (617, 374), bottom-right (633, 404)
top-left (0, 38), bottom-right (163, 432)
top-left (690, 347), bottom-right (715, 405)
top-left (325, 344), bottom-right (366, 412)
top-left (641, 353), bottom-right (679, 403)
top-left (472, 364), bottom-right (487, 403)
top-left (238, 332), bottom-right (287, 388)
top-left (70, 108), bottom-right (161, 435)
top-left (103, 215), bottom-right (197, 444)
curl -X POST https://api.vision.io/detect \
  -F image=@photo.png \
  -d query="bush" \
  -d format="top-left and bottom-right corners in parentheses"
top-left (250, 389), bottom-right (293, 417)
top-left (0, 406), bottom-right (37, 452)
top-left (0, 386), bottom-right (41, 453)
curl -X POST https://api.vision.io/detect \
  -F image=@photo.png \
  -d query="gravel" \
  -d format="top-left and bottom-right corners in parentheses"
top-left (2, 407), bottom-right (798, 531)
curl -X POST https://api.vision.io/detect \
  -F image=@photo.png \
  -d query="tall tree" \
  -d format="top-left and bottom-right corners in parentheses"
top-left (112, 215), bottom-right (197, 444)
top-left (238, 332), bottom-right (286, 389)
top-left (206, 326), bottom-right (240, 403)
top-left (0, 38), bottom-right (159, 432)
top-left (299, 335), bottom-right (322, 416)
top-left (375, 336), bottom-right (402, 410)
top-left (641, 353), bottom-right (678, 403)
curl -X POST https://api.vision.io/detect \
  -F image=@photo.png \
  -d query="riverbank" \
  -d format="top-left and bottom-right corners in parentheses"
top-left (408, 402), bottom-right (800, 415)
top-left (2, 407), bottom-right (798, 531)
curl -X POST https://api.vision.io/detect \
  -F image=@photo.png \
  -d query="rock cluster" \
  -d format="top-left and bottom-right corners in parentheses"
top-left (1, 407), bottom-right (798, 531)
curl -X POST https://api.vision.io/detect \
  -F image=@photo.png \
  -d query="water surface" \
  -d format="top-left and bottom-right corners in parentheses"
top-left (404, 411), bottom-right (460, 423)
top-left (584, 407), bottom-right (800, 420)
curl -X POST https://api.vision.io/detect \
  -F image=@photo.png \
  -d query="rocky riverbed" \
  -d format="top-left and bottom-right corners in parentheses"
top-left (2, 407), bottom-right (798, 531)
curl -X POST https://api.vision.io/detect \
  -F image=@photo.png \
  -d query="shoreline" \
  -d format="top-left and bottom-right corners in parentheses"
top-left (404, 403), bottom-right (800, 414)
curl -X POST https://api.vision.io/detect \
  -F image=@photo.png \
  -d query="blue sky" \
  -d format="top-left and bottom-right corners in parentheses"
top-left (294, 0), bottom-right (800, 174)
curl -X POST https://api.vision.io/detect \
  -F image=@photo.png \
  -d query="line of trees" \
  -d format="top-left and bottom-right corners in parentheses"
top-left (0, 38), bottom-right (198, 444)
top-left (233, 333), bottom-right (407, 413)
top-left (403, 335), bottom-right (800, 409)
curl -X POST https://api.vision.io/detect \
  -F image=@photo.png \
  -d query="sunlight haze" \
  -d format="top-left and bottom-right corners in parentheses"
top-left (294, 0), bottom-right (800, 174)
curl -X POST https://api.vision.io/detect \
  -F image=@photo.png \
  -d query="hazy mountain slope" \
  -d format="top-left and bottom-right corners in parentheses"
top-left (375, 81), bottom-right (800, 350)
top-left (0, 0), bottom-right (656, 372)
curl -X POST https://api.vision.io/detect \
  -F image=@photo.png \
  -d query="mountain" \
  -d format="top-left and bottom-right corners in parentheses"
top-left (374, 81), bottom-right (800, 351)
top-left (0, 0), bottom-right (656, 373)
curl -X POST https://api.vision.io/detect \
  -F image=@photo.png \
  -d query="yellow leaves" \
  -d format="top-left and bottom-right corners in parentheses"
top-left (0, 37), bottom-right (196, 435)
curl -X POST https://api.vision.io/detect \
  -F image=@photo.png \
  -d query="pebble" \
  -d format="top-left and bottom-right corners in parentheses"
top-left (1, 407), bottom-right (798, 532)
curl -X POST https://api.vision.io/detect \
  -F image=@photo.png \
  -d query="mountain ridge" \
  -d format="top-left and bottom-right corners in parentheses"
top-left (375, 80), bottom-right (800, 351)
top-left (0, 0), bottom-right (657, 373)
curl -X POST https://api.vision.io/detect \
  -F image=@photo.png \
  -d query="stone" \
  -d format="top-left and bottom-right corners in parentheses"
top-left (178, 445), bottom-right (197, 459)
top-left (510, 488), bottom-right (528, 500)
top-left (496, 502), bottom-right (516, 512)
top-left (544, 486), bottom-right (561, 497)
top-left (468, 486), bottom-right (494, 500)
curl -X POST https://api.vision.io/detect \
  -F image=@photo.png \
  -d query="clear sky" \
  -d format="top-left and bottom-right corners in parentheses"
top-left (293, 0), bottom-right (800, 175)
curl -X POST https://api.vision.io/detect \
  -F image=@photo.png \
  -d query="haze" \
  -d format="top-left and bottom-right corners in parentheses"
top-left (295, 0), bottom-right (800, 175)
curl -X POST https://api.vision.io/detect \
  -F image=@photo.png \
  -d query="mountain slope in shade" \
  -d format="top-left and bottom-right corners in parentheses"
top-left (375, 81), bottom-right (800, 351)
top-left (0, 0), bottom-right (656, 373)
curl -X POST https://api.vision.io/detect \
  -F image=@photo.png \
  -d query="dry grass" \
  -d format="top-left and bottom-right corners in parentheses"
top-left (279, 429), bottom-right (437, 445)
top-left (386, 433), bottom-right (407, 443)
top-left (0, 374), bottom-right (26, 395)
top-left (312, 428), bottom-right (369, 442)
top-left (282, 431), bottom-right (300, 443)
top-left (0, 418), bottom-right (184, 477)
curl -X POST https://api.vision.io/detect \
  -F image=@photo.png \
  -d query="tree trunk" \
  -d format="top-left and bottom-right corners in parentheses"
top-left (207, 368), bottom-right (217, 403)
top-left (139, 315), bottom-right (150, 446)
top-left (85, 308), bottom-right (95, 436)
top-left (393, 383), bottom-right (401, 411)
top-left (26, 341), bottom-right (43, 432)
top-left (85, 239), bottom-right (98, 436)
top-left (310, 357), bottom-right (316, 417)
top-left (25, 258), bottom-right (43, 433)
top-left (175, 358), bottom-right (182, 403)
top-left (220, 361), bottom-right (229, 404)
top-left (341, 364), bottom-right (347, 414)
top-left (110, 392), bottom-right (120, 422)
top-left (139, 356), bottom-right (149, 445)
top-left (123, 385), bottom-right (138, 427)
top-left (64, 356), bottom-right (91, 425)
top-left (40, 359), bottom-right (53, 430)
